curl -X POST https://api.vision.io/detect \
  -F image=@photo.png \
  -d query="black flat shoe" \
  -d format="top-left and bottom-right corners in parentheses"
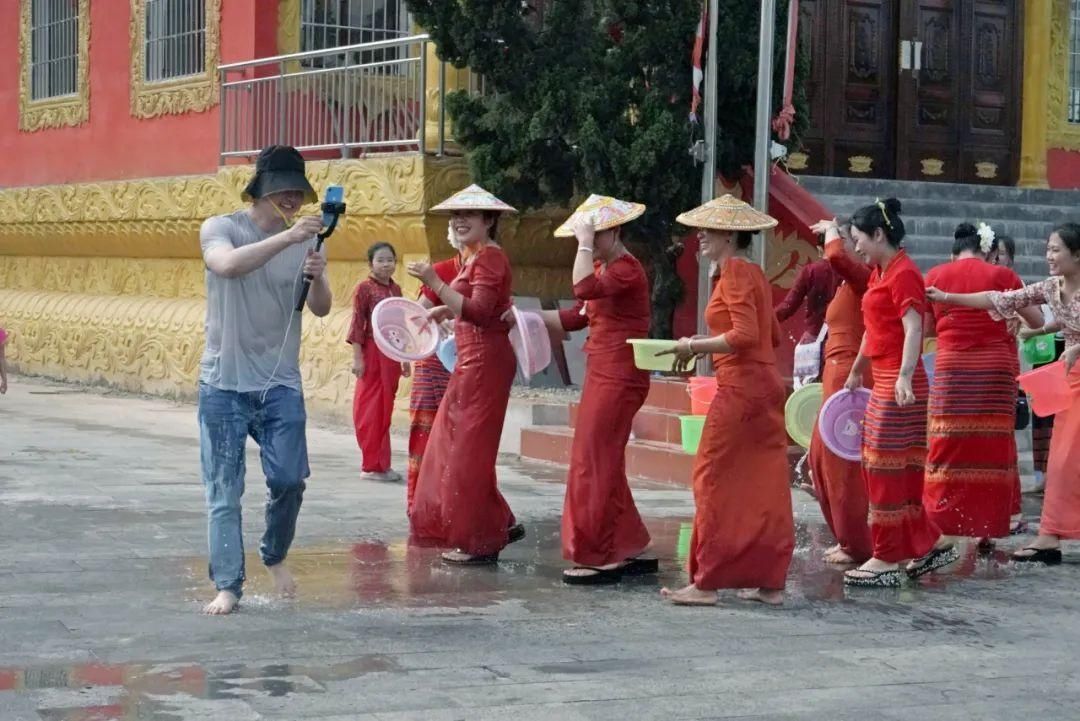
top-left (507, 523), bottom-right (525, 544)
top-left (1012, 547), bottom-right (1062, 565)
top-left (562, 566), bottom-right (624, 586)
top-left (906, 545), bottom-right (959, 579)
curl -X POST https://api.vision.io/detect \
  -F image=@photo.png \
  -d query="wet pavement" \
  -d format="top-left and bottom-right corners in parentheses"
top-left (2, 378), bottom-right (1080, 720)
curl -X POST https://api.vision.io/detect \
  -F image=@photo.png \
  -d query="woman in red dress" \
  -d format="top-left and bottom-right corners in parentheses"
top-left (406, 185), bottom-right (519, 565)
top-left (346, 242), bottom-right (408, 482)
top-left (519, 195), bottom-right (655, 584)
top-left (922, 223), bottom-right (1041, 545)
top-left (659, 195), bottom-right (794, 606)
top-left (805, 218), bottom-right (874, 565)
top-left (405, 248), bottom-right (460, 517)
top-left (842, 198), bottom-right (956, 587)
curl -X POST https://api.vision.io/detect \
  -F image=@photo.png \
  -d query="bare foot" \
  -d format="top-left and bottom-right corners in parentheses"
top-left (823, 547), bottom-right (856, 564)
top-left (737, 588), bottom-right (784, 606)
top-left (267, 563), bottom-right (297, 598)
top-left (202, 590), bottom-right (239, 615)
top-left (823, 543), bottom-right (842, 557)
top-left (660, 583), bottom-right (718, 606)
top-left (1013, 534), bottom-right (1060, 557)
top-left (845, 557), bottom-right (899, 579)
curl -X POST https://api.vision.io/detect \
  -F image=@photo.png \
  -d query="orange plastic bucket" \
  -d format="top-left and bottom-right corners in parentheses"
top-left (688, 376), bottom-right (717, 415)
top-left (1017, 361), bottom-right (1077, 417)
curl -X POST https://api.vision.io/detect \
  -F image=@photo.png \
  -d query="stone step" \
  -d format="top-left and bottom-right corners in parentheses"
top-left (811, 194), bottom-right (1077, 224)
top-left (643, 377), bottom-right (692, 414)
top-left (570, 402), bottom-right (689, 446)
top-left (798, 175), bottom-right (1080, 206)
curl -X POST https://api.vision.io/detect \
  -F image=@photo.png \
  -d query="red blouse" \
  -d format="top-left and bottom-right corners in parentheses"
top-left (925, 258), bottom-right (1023, 351)
top-left (774, 258), bottom-right (840, 340)
top-left (861, 250), bottom-right (926, 360)
top-left (452, 246), bottom-right (513, 332)
top-left (346, 276), bottom-right (402, 348)
top-left (557, 254), bottom-right (651, 355)
top-left (706, 257), bottom-right (781, 372)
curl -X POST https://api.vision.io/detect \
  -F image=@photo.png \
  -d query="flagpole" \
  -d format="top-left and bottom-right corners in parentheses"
top-left (753, 0), bottom-right (777, 270)
top-left (697, 0), bottom-right (719, 346)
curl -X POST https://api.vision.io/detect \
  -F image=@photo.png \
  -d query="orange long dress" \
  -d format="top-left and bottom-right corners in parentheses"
top-left (557, 254), bottom-right (652, 567)
top-left (410, 247), bottom-right (517, 556)
top-left (688, 257), bottom-right (795, 591)
top-left (807, 238), bottom-right (874, 562)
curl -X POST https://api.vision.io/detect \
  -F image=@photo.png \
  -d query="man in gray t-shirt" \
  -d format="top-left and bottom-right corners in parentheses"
top-left (198, 145), bottom-right (332, 615)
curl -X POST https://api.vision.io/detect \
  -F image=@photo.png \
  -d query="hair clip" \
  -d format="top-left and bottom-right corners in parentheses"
top-left (875, 198), bottom-right (893, 229)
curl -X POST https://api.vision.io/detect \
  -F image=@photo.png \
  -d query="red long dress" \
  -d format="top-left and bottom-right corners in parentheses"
top-left (688, 258), bottom-right (794, 591)
top-left (923, 258), bottom-right (1023, 538)
top-left (410, 247), bottom-right (517, 555)
top-left (406, 257), bottom-right (461, 516)
top-left (557, 254), bottom-right (652, 567)
top-left (346, 276), bottom-right (403, 475)
top-left (860, 250), bottom-right (939, 562)
top-left (808, 238), bottom-right (874, 562)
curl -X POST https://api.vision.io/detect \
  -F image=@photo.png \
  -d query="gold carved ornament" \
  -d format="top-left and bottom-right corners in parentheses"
top-left (920, 158), bottom-right (945, 177)
top-left (848, 155), bottom-right (873, 174)
top-left (17, 0), bottom-right (91, 131)
top-left (786, 152), bottom-right (809, 171)
top-left (1047, 0), bottom-right (1080, 151)
top-left (129, 0), bottom-right (222, 119)
top-left (974, 161), bottom-right (998, 180)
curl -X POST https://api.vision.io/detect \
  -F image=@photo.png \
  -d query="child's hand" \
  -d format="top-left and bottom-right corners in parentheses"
top-left (402, 363), bottom-right (411, 378)
top-left (352, 358), bottom-right (365, 377)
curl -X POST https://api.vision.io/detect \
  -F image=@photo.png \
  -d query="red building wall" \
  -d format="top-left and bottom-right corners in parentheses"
top-left (1048, 148), bottom-right (1080, 189)
top-left (0, 1), bottom-right (277, 187)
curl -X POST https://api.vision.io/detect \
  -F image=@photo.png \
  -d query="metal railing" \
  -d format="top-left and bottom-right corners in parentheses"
top-left (218, 34), bottom-right (486, 161)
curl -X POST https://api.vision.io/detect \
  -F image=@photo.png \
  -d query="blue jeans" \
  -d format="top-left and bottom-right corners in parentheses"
top-left (198, 383), bottom-right (310, 598)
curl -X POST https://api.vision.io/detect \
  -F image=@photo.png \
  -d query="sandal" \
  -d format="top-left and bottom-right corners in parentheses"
top-left (1012, 547), bottom-right (1062, 565)
top-left (562, 566), bottom-right (624, 586)
top-left (441, 550), bottom-right (499, 566)
top-left (507, 524), bottom-right (526, 544)
top-left (621, 557), bottom-right (659, 576)
top-left (843, 568), bottom-right (903, 588)
top-left (906, 545), bottom-right (959, 579)
top-left (1009, 520), bottom-right (1031, 536)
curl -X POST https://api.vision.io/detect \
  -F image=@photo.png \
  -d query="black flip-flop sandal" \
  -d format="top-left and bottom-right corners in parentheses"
top-left (843, 568), bottom-right (903, 588)
top-left (441, 551), bottom-right (499, 566)
top-left (507, 523), bottom-right (526, 544)
top-left (621, 557), bottom-right (659, 576)
top-left (1012, 547), bottom-right (1062, 565)
top-left (906, 545), bottom-right (959, 579)
top-left (562, 566), bottom-right (624, 586)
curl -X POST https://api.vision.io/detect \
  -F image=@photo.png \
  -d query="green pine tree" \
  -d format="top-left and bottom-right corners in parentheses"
top-left (409, 0), bottom-right (806, 338)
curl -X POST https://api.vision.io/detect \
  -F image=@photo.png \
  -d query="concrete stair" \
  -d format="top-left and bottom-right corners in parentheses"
top-left (797, 176), bottom-right (1080, 284)
top-left (520, 378), bottom-right (807, 487)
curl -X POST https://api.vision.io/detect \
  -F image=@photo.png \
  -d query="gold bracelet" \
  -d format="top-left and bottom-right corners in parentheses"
top-left (688, 339), bottom-right (696, 354)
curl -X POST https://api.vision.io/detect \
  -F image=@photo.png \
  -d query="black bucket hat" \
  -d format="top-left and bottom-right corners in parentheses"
top-left (242, 145), bottom-right (317, 204)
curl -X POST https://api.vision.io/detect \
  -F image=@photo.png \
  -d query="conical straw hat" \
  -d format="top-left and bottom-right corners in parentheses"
top-left (676, 194), bottom-right (778, 231)
top-left (553, 194), bottom-right (646, 238)
top-left (431, 184), bottom-right (517, 213)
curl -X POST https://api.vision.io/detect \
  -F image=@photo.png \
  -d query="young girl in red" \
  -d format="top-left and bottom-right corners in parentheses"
top-left (347, 242), bottom-right (409, 482)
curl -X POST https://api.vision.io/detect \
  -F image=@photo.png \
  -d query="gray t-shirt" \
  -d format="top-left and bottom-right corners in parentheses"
top-left (199, 210), bottom-right (316, 392)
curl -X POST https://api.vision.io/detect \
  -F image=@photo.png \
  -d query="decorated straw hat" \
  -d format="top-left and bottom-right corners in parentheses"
top-left (676, 194), bottom-right (778, 231)
top-left (431, 184), bottom-right (517, 213)
top-left (553, 194), bottom-right (647, 238)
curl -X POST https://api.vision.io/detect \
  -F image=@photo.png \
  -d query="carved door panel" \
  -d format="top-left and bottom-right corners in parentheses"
top-left (895, 0), bottom-right (1022, 184)
top-left (793, 1), bottom-right (899, 178)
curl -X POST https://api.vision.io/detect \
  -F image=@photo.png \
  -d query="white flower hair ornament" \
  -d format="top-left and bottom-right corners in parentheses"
top-left (977, 222), bottom-right (996, 255)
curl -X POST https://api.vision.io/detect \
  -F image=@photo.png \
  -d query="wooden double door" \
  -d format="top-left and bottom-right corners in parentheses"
top-left (794, 0), bottom-right (1023, 185)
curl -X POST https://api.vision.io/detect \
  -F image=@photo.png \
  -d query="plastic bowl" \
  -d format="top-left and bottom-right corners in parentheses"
top-left (436, 334), bottom-right (457, 373)
top-left (1018, 361), bottom-right (1076, 417)
top-left (371, 297), bottom-right (439, 362)
top-left (1023, 333), bottom-right (1057, 366)
top-left (627, 339), bottom-right (678, 371)
top-left (679, 415), bottom-right (706, 454)
top-left (818, 387), bottom-right (872, 462)
top-left (510, 307), bottom-right (552, 381)
top-left (785, 382), bottom-right (823, 449)
top-left (688, 376), bottom-right (717, 415)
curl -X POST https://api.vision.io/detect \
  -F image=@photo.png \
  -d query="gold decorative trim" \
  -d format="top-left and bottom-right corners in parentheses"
top-left (787, 151), bottom-right (809, 171)
top-left (848, 155), bottom-right (873, 174)
top-left (1047, 0), bottom-right (1080, 151)
top-left (920, 158), bottom-right (945, 176)
top-left (278, 0), bottom-right (301, 54)
top-left (17, 0), bottom-right (91, 131)
top-left (975, 161), bottom-right (999, 179)
top-left (129, 0), bottom-right (222, 119)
